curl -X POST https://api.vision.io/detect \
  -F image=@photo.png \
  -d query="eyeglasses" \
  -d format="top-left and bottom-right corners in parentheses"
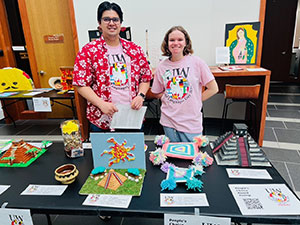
top-left (101, 17), bottom-right (120, 23)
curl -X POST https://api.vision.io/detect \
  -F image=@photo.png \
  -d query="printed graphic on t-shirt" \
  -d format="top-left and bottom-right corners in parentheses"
top-left (162, 67), bottom-right (192, 103)
top-left (110, 62), bottom-right (128, 89)
top-left (109, 53), bottom-right (129, 90)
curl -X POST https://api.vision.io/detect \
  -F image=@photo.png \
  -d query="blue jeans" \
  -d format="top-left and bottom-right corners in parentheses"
top-left (90, 123), bottom-right (107, 132)
top-left (163, 126), bottom-right (202, 142)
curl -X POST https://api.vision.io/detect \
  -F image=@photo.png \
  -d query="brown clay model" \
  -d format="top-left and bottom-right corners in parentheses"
top-left (0, 140), bottom-right (46, 167)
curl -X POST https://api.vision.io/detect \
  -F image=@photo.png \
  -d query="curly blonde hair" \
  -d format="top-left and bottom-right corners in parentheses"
top-left (161, 26), bottom-right (193, 57)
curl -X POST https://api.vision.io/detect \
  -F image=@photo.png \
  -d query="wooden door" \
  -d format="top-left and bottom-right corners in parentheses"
top-left (0, 0), bottom-right (16, 68)
top-left (18, 0), bottom-right (77, 118)
top-left (261, 0), bottom-right (298, 82)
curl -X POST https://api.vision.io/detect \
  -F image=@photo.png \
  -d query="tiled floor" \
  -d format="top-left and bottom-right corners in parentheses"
top-left (263, 83), bottom-right (300, 202)
top-left (1, 83), bottom-right (300, 225)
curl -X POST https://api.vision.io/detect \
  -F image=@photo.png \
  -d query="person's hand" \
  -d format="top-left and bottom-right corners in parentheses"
top-left (131, 95), bottom-right (144, 110)
top-left (99, 102), bottom-right (118, 117)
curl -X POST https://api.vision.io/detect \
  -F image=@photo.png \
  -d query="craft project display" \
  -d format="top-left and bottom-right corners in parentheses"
top-left (211, 123), bottom-right (271, 167)
top-left (0, 140), bottom-right (49, 167)
top-left (163, 142), bottom-right (199, 160)
top-left (59, 66), bottom-right (74, 91)
top-left (61, 120), bottom-right (83, 158)
top-left (160, 163), bottom-right (204, 191)
top-left (54, 164), bottom-right (79, 184)
top-left (98, 169), bottom-right (127, 190)
top-left (149, 138), bottom-right (214, 192)
top-left (79, 133), bottom-right (146, 196)
top-left (159, 151), bottom-right (213, 191)
top-left (100, 138), bottom-right (135, 167)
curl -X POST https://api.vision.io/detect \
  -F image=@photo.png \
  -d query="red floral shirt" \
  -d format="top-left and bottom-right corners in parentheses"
top-left (73, 36), bottom-right (152, 129)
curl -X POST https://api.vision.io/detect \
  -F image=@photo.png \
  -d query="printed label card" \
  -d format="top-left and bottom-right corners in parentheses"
top-left (160, 193), bottom-right (209, 207)
top-left (83, 194), bottom-right (132, 208)
top-left (0, 185), bottom-right (10, 195)
top-left (33, 97), bottom-right (52, 112)
top-left (229, 184), bottom-right (300, 215)
top-left (226, 168), bottom-right (272, 179)
top-left (0, 208), bottom-right (33, 225)
top-left (164, 214), bottom-right (231, 225)
top-left (21, 184), bottom-right (67, 196)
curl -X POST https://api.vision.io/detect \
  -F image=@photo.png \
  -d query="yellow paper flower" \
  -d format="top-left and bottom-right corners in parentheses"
top-left (62, 120), bottom-right (79, 134)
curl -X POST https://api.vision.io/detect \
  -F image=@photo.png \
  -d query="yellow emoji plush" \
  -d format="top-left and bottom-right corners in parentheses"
top-left (0, 68), bottom-right (34, 92)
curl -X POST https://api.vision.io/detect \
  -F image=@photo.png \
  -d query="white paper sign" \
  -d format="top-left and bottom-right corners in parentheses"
top-left (160, 193), bottom-right (209, 207)
top-left (110, 104), bottom-right (146, 129)
top-left (21, 184), bottom-right (67, 196)
top-left (83, 194), bottom-right (132, 208)
top-left (23, 91), bottom-right (43, 96)
top-left (82, 142), bottom-right (92, 149)
top-left (0, 185), bottom-right (10, 195)
top-left (216, 47), bottom-right (229, 64)
top-left (12, 46), bottom-right (25, 51)
top-left (246, 68), bottom-right (267, 72)
top-left (229, 184), bottom-right (300, 215)
top-left (33, 97), bottom-right (52, 112)
top-left (226, 168), bottom-right (272, 180)
top-left (0, 208), bottom-right (33, 225)
top-left (164, 214), bottom-right (231, 225)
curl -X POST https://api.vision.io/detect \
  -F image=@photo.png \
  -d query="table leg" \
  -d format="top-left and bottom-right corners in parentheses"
top-left (258, 74), bottom-right (270, 146)
top-left (2, 100), bottom-right (16, 127)
top-left (46, 214), bottom-right (52, 225)
top-left (70, 98), bottom-right (76, 118)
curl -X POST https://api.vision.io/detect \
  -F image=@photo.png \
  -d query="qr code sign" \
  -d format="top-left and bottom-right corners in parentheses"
top-left (243, 198), bottom-right (263, 210)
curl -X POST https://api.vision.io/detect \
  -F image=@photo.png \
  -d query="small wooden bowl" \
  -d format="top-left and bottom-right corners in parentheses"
top-left (55, 164), bottom-right (79, 184)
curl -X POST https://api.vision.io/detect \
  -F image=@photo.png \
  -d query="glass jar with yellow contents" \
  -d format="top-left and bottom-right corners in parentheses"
top-left (61, 120), bottom-right (84, 158)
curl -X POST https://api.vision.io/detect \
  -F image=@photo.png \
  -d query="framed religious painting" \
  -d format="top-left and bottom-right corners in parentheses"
top-left (225, 22), bottom-right (260, 65)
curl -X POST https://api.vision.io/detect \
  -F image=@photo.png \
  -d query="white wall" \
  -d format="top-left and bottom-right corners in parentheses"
top-left (73, 0), bottom-right (260, 67)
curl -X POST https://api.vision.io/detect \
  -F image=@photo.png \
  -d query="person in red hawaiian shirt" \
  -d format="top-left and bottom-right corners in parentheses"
top-left (73, 1), bottom-right (152, 131)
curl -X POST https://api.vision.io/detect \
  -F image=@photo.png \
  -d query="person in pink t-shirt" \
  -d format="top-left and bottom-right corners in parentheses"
top-left (151, 26), bottom-right (219, 142)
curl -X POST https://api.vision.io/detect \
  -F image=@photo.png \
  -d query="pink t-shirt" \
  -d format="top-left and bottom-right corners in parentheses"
top-left (151, 55), bottom-right (215, 133)
top-left (107, 44), bottom-right (131, 104)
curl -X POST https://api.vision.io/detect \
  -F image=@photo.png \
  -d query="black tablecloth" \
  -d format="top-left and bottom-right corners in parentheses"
top-left (0, 142), bottom-right (299, 224)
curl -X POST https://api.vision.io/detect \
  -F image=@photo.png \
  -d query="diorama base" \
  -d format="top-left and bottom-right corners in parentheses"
top-left (0, 148), bottom-right (47, 167)
top-left (79, 169), bottom-right (146, 196)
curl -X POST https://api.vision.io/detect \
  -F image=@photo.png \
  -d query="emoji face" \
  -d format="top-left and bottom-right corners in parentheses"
top-left (0, 68), bottom-right (34, 92)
